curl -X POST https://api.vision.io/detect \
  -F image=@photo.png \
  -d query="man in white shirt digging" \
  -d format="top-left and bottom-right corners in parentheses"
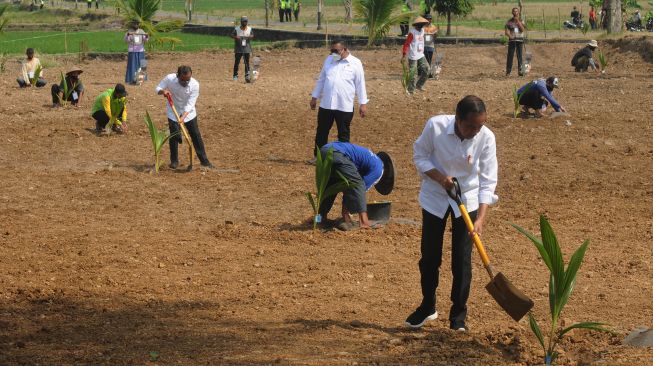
top-left (309, 40), bottom-right (368, 162)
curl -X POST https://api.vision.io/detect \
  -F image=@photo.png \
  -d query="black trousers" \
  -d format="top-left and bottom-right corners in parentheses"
top-left (419, 208), bottom-right (476, 328)
top-left (51, 84), bottom-right (79, 105)
top-left (424, 48), bottom-right (434, 65)
top-left (294, 9), bottom-right (299, 21)
top-left (279, 8), bottom-right (284, 22)
top-left (506, 41), bottom-right (523, 75)
top-left (318, 150), bottom-right (366, 217)
top-left (315, 107), bottom-right (354, 151)
top-left (233, 53), bottom-right (251, 78)
top-left (92, 109), bottom-right (124, 130)
top-left (400, 23), bottom-right (409, 36)
top-left (168, 117), bottom-right (210, 166)
top-left (17, 78), bottom-right (46, 88)
top-left (284, 8), bottom-right (291, 21)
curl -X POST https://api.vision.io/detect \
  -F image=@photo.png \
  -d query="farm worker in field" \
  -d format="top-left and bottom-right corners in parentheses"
top-left (17, 48), bottom-right (46, 88)
top-left (91, 83), bottom-right (128, 134)
top-left (406, 95), bottom-right (498, 331)
top-left (570, 6), bottom-right (581, 26)
top-left (589, 6), bottom-right (597, 29)
top-left (517, 76), bottom-right (566, 117)
top-left (399, 1), bottom-right (411, 37)
top-left (51, 67), bottom-right (84, 108)
top-left (505, 7), bottom-right (525, 76)
top-left (310, 39), bottom-right (368, 162)
top-left (423, 14), bottom-right (439, 78)
top-left (402, 17), bottom-right (430, 94)
top-left (293, 0), bottom-right (300, 21)
top-left (156, 65), bottom-right (215, 170)
top-left (231, 16), bottom-right (254, 82)
top-left (86, 0), bottom-right (92, 10)
top-left (317, 142), bottom-right (394, 230)
top-left (571, 40), bottom-right (600, 73)
top-left (278, 0), bottom-right (285, 22)
top-left (124, 23), bottom-right (149, 85)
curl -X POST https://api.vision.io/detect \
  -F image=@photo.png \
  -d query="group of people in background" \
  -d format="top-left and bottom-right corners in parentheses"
top-left (278, 0), bottom-right (300, 23)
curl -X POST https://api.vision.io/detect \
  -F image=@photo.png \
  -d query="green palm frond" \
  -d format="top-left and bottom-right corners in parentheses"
top-left (355, 0), bottom-right (408, 46)
top-left (144, 111), bottom-right (177, 172)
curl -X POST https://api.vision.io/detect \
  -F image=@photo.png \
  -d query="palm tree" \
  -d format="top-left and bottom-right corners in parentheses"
top-left (0, 4), bottom-right (9, 34)
top-left (355, 0), bottom-right (411, 46)
top-left (115, 0), bottom-right (184, 50)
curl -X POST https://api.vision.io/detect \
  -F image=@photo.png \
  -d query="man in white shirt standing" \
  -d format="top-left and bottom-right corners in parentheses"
top-left (406, 95), bottom-right (498, 332)
top-left (156, 65), bottom-right (214, 170)
top-left (310, 40), bottom-right (368, 160)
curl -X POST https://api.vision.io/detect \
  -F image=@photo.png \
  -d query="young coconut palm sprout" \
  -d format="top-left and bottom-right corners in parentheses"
top-left (144, 111), bottom-right (177, 173)
top-left (104, 96), bottom-right (128, 135)
top-left (58, 72), bottom-right (78, 107)
top-left (597, 50), bottom-right (607, 72)
top-left (30, 64), bottom-right (43, 87)
top-left (355, 0), bottom-right (411, 46)
top-left (306, 147), bottom-right (357, 230)
top-left (401, 59), bottom-right (416, 95)
top-left (512, 216), bottom-right (611, 366)
top-left (512, 83), bottom-right (531, 118)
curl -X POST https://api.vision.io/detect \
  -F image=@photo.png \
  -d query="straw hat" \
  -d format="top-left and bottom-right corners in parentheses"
top-left (587, 40), bottom-right (599, 48)
top-left (413, 16), bottom-right (429, 26)
top-left (66, 66), bottom-right (84, 75)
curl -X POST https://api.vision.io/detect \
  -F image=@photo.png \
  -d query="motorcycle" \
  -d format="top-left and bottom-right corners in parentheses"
top-left (563, 18), bottom-right (585, 30)
top-left (625, 20), bottom-right (644, 31)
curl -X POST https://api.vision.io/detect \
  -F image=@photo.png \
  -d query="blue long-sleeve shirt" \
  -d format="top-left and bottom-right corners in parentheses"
top-left (324, 142), bottom-right (383, 190)
top-left (518, 79), bottom-right (561, 112)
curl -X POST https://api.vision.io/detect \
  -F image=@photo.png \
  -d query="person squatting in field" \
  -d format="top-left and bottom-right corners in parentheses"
top-left (571, 40), bottom-right (601, 73)
top-left (310, 40), bottom-right (368, 159)
top-left (406, 95), bottom-right (498, 332)
top-left (156, 65), bottom-right (215, 170)
top-left (317, 142), bottom-right (394, 231)
top-left (402, 16), bottom-right (430, 94)
top-left (517, 76), bottom-right (566, 117)
top-left (91, 83), bottom-right (128, 134)
top-left (51, 67), bottom-right (84, 107)
top-left (17, 48), bottom-right (46, 88)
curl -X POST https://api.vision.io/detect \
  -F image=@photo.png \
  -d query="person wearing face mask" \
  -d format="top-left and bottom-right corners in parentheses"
top-left (156, 65), bottom-right (215, 170)
top-left (406, 95), bottom-right (498, 332)
top-left (309, 40), bottom-right (368, 163)
top-left (17, 48), bottom-right (46, 88)
top-left (51, 67), bottom-right (84, 107)
top-left (402, 17), bottom-right (430, 94)
top-left (231, 16), bottom-right (254, 82)
top-left (517, 76), bottom-right (566, 118)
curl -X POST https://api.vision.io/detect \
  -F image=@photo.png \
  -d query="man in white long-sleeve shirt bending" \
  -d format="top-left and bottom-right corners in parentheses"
top-left (156, 65), bottom-right (214, 170)
top-left (406, 95), bottom-right (498, 332)
top-left (310, 40), bottom-right (368, 159)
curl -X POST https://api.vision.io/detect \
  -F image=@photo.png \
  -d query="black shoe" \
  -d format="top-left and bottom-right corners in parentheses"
top-left (405, 307), bottom-right (438, 328)
top-left (200, 162), bottom-right (215, 170)
top-left (169, 161), bottom-right (179, 169)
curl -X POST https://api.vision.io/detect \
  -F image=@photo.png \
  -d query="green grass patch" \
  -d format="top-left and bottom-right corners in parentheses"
top-left (159, 0), bottom-right (344, 12)
top-left (0, 30), bottom-right (268, 54)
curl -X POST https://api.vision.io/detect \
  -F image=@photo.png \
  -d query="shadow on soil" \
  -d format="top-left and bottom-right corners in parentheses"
top-left (0, 296), bottom-right (517, 365)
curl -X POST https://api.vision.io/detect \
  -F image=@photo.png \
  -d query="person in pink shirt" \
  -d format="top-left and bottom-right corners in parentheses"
top-left (124, 23), bottom-right (149, 85)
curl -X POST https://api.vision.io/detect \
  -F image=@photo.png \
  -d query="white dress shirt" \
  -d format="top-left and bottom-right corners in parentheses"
top-left (155, 73), bottom-right (200, 122)
top-left (311, 53), bottom-right (368, 112)
top-left (413, 115), bottom-right (498, 219)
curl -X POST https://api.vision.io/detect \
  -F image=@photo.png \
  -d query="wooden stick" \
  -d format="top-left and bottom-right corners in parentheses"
top-left (165, 94), bottom-right (194, 169)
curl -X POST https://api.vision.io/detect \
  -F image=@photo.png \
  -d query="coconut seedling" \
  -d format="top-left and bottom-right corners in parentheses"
top-left (597, 50), bottom-right (607, 72)
top-left (57, 72), bottom-right (78, 107)
top-left (512, 216), bottom-right (611, 366)
top-left (401, 60), bottom-right (416, 95)
top-left (512, 83), bottom-right (531, 118)
top-left (30, 64), bottom-right (42, 87)
top-left (305, 146), bottom-right (357, 230)
top-left (104, 96), bottom-right (128, 135)
top-left (144, 111), bottom-right (177, 173)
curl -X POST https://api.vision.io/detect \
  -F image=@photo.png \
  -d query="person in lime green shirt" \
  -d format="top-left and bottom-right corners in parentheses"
top-left (91, 84), bottom-right (128, 134)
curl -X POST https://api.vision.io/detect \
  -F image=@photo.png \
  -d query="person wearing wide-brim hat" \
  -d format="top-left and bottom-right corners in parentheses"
top-left (571, 40), bottom-right (601, 73)
top-left (51, 67), bottom-right (85, 107)
top-left (317, 142), bottom-right (394, 230)
top-left (402, 16), bottom-right (431, 94)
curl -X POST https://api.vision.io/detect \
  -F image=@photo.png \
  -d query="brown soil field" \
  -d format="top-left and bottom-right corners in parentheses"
top-left (1, 36), bottom-right (652, 365)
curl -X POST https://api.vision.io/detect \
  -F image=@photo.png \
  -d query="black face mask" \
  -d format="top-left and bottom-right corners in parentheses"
top-left (178, 79), bottom-right (189, 87)
top-left (415, 25), bottom-right (424, 30)
top-left (546, 85), bottom-right (554, 92)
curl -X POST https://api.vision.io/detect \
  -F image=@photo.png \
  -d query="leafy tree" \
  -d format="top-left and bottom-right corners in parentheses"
top-left (434, 0), bottom-right (473, 36)
top-left (0, 4), bottom-right (9, 33)
top-left (355, 0), bottom-right (411, 46)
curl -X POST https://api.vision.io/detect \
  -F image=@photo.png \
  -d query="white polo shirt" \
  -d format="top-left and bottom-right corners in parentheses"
top-left (155, 73), bottom-right (200, 122)
top-left (413, 115), bottom-right (498, 218)
top-left (311, 53), bottom-right (369, 113)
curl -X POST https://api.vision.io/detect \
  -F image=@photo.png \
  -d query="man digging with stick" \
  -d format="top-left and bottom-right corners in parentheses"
top-left (156, 65), bottom-right (214, 171)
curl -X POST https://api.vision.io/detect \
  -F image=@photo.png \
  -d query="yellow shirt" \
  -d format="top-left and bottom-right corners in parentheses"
top-left (21, 57), bottom-right (44, 81)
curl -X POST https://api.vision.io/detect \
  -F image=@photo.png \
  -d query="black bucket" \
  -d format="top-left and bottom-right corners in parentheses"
top-left (367, 201), bottom-right (391, 223)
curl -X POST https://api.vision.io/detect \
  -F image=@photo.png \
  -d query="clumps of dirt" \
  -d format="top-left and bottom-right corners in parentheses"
top-left (604, 36), bottom-right (653, 63)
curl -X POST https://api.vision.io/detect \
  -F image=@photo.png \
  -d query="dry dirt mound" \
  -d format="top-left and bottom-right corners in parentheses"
top-left (605, 35), bottom-right (653, 63)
